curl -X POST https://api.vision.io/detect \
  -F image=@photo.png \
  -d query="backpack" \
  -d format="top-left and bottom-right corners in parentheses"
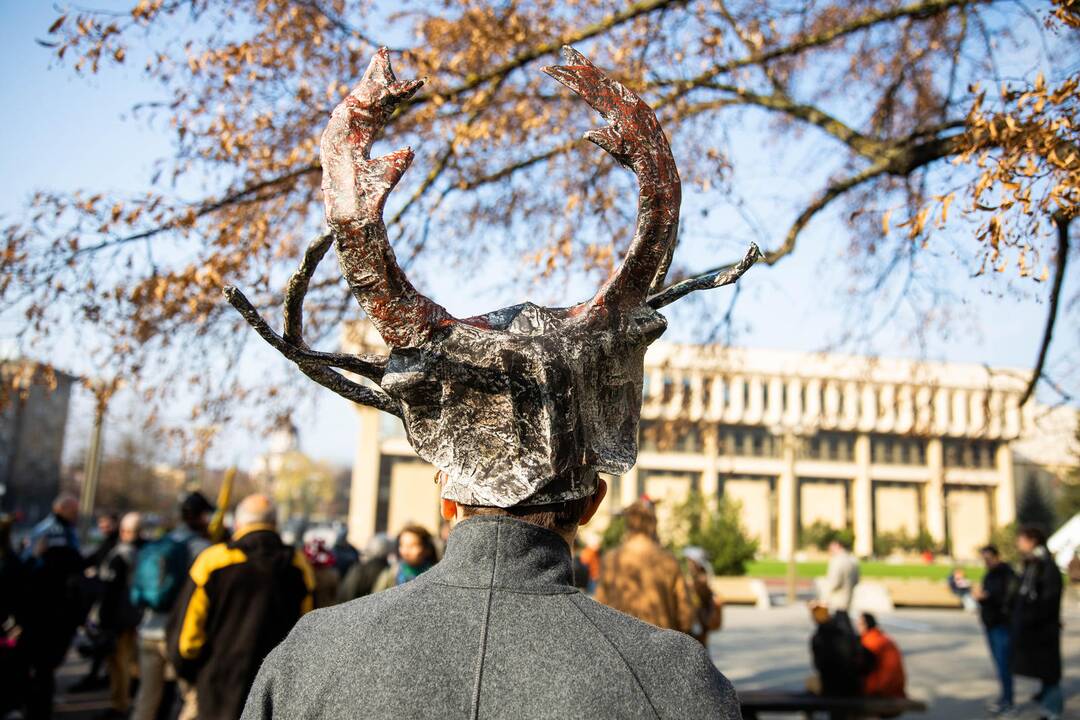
top-left (130, 534), bottom-right (190, 612)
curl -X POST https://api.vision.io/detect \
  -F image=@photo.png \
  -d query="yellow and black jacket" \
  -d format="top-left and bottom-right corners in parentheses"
top-left (168, 525), bottom-right (314, 720)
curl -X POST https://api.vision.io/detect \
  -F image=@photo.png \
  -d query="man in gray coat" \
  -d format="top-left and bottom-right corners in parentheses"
top-left (234, 43), bottom-right (752, 720)
top-left (242, 480), bottom-right (739, 719)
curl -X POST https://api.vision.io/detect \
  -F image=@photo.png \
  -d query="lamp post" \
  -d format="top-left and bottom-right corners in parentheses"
top-left (770, 421), bottom-right (817, 605)
top-left (78, 377), bottom-right (120, 540)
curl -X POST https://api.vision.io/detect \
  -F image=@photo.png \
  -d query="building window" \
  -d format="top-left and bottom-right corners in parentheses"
top-left (640, 420), bottom-right (702, 453)
top-left (942, 439), bottom-right (998, 468)
top-left (801, 431), bottom-right (855, 461)
top-left (718, 426), bottom-right (780, 458)
top-left (870, 434), bottom-right (928, 466)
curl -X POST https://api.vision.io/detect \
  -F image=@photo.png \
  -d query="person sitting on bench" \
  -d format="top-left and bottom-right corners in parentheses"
top-left (807, 603), bottom-right (870, 697)
top-left (858, 613), bottom-right (906, 700)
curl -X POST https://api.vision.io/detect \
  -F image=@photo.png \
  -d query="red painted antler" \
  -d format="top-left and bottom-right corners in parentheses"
top-left (321, 48), bottom-right (454, 348)
top-left (542, 46), bottom-right (681, 316)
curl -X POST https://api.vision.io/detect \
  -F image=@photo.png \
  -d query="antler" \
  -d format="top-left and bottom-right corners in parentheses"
top-left (542, 46), bottom-right (681, 317)
top-left (223, 232), bottom-right (400, 416)
top-left (322, 47), bottom-right (455, 348)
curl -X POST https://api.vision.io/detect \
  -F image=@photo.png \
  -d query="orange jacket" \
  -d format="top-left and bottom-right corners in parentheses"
top-left (861, 627), bottom-right (906, 698)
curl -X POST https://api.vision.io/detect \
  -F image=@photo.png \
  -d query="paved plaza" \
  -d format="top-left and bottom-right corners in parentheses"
top-left (713, 603), bottom-right (1080, 719)
top-left (49, 600), bottom-right (1079, 719)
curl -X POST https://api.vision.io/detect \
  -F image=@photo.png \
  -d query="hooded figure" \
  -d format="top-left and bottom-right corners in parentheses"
top-left (233, 46), bottom-right (756, 720)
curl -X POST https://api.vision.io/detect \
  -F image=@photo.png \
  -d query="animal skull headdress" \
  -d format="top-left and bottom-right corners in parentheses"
top-left (226, 47), bottom-right (759, 508)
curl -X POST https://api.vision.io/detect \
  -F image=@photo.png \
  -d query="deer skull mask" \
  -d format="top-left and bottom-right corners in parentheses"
top-left (226, 46), bottom-right (759, 508)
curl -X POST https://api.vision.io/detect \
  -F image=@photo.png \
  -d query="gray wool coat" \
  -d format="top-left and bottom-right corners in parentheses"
top-left (241, 515), bottom-right (741, 719)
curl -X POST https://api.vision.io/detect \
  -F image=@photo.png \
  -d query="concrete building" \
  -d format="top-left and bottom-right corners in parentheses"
top-left (0, 360), bottom-right (75, 525)
top-left (342, 325), bottom-right (1076, 560)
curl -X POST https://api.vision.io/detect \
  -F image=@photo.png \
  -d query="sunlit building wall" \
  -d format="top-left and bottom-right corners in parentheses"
top-left (342, 323), bottom-right (1075, 560)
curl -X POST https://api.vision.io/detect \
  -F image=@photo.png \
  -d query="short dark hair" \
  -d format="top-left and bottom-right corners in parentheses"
top-left (861, 612), bottom-right (878, 630)
top-left (460, 495), bottom-right (593, 534)
top-left (1017, 525), bottom-right (1047, 546)
top-left (980, 544), bottom-right (1000, 557)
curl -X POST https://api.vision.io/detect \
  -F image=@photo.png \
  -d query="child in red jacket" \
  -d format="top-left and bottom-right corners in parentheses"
top-left (858, 613), bottom-right (907, 699)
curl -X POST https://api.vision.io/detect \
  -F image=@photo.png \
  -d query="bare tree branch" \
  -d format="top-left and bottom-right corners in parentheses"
top-left (1019, 212), bottom-right (1072, 406)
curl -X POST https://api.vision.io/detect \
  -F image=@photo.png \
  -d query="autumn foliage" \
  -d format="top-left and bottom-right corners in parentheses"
top-left (3, 0), bottom-right (1077, 442)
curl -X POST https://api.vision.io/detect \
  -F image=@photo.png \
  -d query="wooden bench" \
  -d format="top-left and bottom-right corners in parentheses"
top-left (710, 577), bottom-right (771, 608)
top-left (880, 579), bottom-right (962, 609)
top-left (739, 690), bottom-right (927, 719)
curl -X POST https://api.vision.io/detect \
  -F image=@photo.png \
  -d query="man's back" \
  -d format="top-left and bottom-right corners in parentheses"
top-left (594, 532), bottom-right (694, 632)
top-left (172, 526), bottom-right (313, 720)
top-left (243, 517), bottom-right (739, 719)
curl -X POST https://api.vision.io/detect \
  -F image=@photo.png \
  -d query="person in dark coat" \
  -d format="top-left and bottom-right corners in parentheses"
top-left (336, 533), bottom-right (392, 603)
top-left (974, 544), bottom-right (1017, 713)
top-left (20, 495), bottom-right (86, 720)
top-left (69, 512), bottom-right (121, 693)
top-left (169, 494), bottom-right (314, 720)
top-left (98, 512), bottom-right (144, 717)
top-left (1012, 526), bottom-right (1064, 720)
top-left (0, 513), bottom-right (29, 718)
top-left (808, 604), bottom-right (869, 698)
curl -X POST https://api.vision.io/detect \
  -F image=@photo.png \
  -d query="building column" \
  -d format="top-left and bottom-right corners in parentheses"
top-left (853, 434), bottom-right (873, 558)
top-left (995, 443), bottom-right (1016, 527)
top-left (347, 406), bottom-right (381, 547)
top-left (777, 434), bottom-right (797, 560)
top-left (925, 438), bottom-right (946, 545)
top-left (701, 426), bottom-right (719, 505)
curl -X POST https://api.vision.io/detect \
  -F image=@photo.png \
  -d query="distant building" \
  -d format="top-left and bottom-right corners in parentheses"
top-left (341, 324), bottom-right (1077, 560)
top-left (0, 361), bottom-right (75, 525)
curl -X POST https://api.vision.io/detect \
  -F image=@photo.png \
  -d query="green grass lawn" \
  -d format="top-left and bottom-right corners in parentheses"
top-left (746, 559), bottom-right (984, 581)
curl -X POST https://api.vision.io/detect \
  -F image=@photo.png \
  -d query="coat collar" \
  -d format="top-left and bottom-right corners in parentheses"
top-left (426, 516), bottom-right (576, 594)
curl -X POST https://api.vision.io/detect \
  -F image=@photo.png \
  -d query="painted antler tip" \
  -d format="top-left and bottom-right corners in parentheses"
top-left (560, 45), bottom-right (590, 66)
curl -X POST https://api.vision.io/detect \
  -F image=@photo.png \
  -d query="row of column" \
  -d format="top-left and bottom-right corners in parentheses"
top-left (643, 370), bottom-right (1024, 439)
top-left (622, 433), bottom-right (1017, 559)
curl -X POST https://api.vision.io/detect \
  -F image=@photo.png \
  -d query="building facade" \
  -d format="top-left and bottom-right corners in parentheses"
top-left (1, 361), bottom-right (74, 525)
top-left (343, 325), bottom-right (1075, 560)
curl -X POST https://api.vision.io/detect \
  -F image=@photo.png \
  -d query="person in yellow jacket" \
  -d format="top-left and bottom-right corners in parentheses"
top-left (168, 494), bottom-right (314, 720)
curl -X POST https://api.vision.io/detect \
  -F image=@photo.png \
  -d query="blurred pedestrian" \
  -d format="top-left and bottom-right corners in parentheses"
top-left (85, 513), bottom-right (120, 572)
top-left (682, 546), bottom-right (723, 646)
top-left (131, 491), bottom-right (213, 720)
top-left (337, 533), bottom-right (392, 603)
top-left (595, 499), bottom-right (695, 634)
top-left (974, 544), bottom-right (1017, 714)
top-left (1012, 526), bottom-right (1064, 720)
top-left (304, 537), bottom-right (340, 608)
top-left (857, 613), bottom-right (906, 699)
top-left (807, 604), bottom-right (868, 698)
top-left (70, 512), bottom-right (121, 694)
top-left (948, 567), bottom-right (977, 612)
top-left (1, 513), bottom-right (29, 718)
top-left (169, 494), bottom-right (313, 720)
top-left (372, 525), bottom-right (437, 593)
top-left (21, 494), bottom-right (85, 719)
top-left (820, 538), bottom-right (860, 612)
top-left (331, 525), bottom-right (359, 577)
top-left (98, 512), bottom-right (144, 718)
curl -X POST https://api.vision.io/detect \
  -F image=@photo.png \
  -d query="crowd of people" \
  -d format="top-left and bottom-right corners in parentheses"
top-left (0, 491), bottom-right (732, 720)
top-left (804, 527), bottom-right (1066, 720)
top-left (0, 487), bottom-right (1069, 720)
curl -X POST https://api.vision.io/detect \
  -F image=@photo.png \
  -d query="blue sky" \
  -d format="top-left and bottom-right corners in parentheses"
top-left (2, 1), bottom-right (1076, 469)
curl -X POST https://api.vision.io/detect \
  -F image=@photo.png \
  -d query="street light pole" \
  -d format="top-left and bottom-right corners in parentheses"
top-left (77, 377), bottom-right (119, 541)
top-left (78, 393), bottom-right (106, 540)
